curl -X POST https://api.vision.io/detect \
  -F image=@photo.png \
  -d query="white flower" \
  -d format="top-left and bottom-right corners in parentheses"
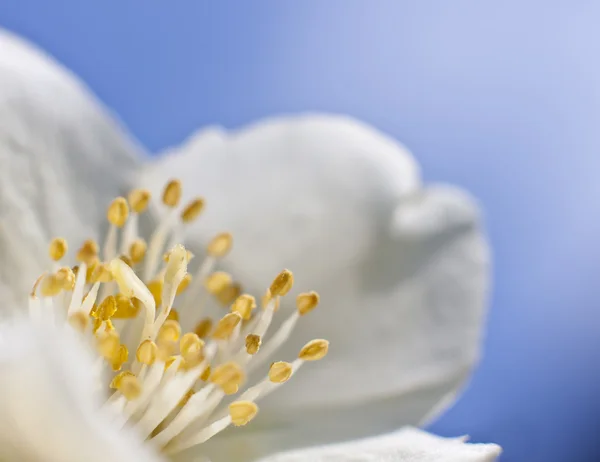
top-left (0, 28), bottom-right (500, 461)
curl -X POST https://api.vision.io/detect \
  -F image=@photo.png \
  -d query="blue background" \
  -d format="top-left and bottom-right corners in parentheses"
top-left (2, 1), bottom-right (599, 460)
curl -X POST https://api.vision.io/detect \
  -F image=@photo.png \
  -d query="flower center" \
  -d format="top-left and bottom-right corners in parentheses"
top-left (29, 180), bottom-right (328, 456)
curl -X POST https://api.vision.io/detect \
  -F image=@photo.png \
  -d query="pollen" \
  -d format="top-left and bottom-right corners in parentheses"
top-left (30, 179), bottom-right (329, 457)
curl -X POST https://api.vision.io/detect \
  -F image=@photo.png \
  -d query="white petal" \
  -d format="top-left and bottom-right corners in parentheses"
top-left (141, 115), bottom-right (489, 456)
top-left (0, 28), bottom-right (143, 309)
top-left (253, 427), bottom-right (501, 462)
top-left (0, 318), bottom-right (165, 462)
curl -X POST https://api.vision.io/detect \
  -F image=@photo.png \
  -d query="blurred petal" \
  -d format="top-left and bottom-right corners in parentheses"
top-left (141, 115), bottom-right (489, 457)
top-left (0, 29), bottom-right (144, 308)
top-left (253, 427), bottom-right (501, 462)
top-left (0, 318), bottom-right (164, 462)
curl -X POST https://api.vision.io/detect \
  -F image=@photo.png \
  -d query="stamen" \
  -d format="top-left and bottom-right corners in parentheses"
top-left (31, 180), bottom-right (330, 457)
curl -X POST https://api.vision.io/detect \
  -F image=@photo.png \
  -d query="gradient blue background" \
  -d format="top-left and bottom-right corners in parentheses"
top-left (2, 1), bottom-right (599, 461)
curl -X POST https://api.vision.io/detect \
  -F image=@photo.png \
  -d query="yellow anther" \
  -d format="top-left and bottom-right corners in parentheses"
top-left (119, 374), bottom-right (142, 400)
top-left (299, 339), bottom-right (329, 361)
top-left (181, 198), bottom-right (205, 223)
top-left (119, 255), bottom-right (133, 267)
top-left (261, 289), bottom-right (280, 311)
top-left (76, 239), bottom-right (99, 264)
top-left (110, 371), bottom-right (135, 389)
top-left (128, 188), bottom-right (151, 213)
top-left (212, 312), bottom-right (242, 340)
top-left (107, 197), bottom-right (129, 228)
top-left (210, 361), bottom-right (244, 387)
top-left (158, 320), bottom-right (182, 343)
top-left (164, 355), bottom-right (179, 370)
top-left (229, 401), bottom-right (258, 427)
top-left (136, 340), bottom-right (158, 365)
top-left (163, 179), bottom-right (182, 207)
top-left (180, 332), bottom-right (204, 359)
top-left (232, 294), bottom-right (256, 320)
top-left (147, 279), bottom-right (163, 307)
top-left (176, 273), bottom-right (192, 295)
top-left (97, 330), bottom-right (120, 359)
top-left (112, 294), bottom-right (140, 319)
top-left (200, 365), bottom-right (211, 381)
top-left (296, 291), bottom-right (320, 316)
top-left (55, 267), bottom-right (75, 290)
top-left (269, 361), bottom-right (293, 383)
top-left (111, 344), bottom-right (129, 371)
top-left (166, 308), bottom-right (179, 322)
top-left (40, 274), bottom-right (62, 297)
top-left (91, 263), bottom-right (113, 283)
top-left (215, 282), bottom-right (242, 306)
top-left (49, 237), bottom-right (67, 261)
top-left (207, 232), bottom-right (233, 258)
top-left (68, 311), bottom-right (89, 332)
top-left (178, 389), bottom-right (195, 407)
top-left (94, 295), bottom-right (117, 321)
top-left (157, 343), bottom-right (176, 363)
top-left (92, 317), bottom-right (103, 334)
top-left (270, 269), bottom-right (294, 297)
top-left (194, 318), bottom-right (213, 338)
top-left (205, 272), bottom-right (233, 295)
top-left (245, 334), bottom-right (261, 355)
top-left (84, 259), bottom-right (99, 284)
top-left (223, 382), bottom-right (239, 395)
top-left (129, 239), bottom-right (147, 264)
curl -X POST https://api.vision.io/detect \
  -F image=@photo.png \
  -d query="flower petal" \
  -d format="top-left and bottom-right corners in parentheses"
top-left (253, 427), bottom-right (501, 462)
top-left (0, 28), bottom-right (143, 309)
top-left (0, 318), bottom-right (165, 462)
top-left (142, 115), bottom-right (489, 455)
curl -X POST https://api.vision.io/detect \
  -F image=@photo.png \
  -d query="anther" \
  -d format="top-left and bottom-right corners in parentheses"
top-left (298, 339), bottom-right (329, 361)
top-left (207, 232), bottom-right (233, 258)
top-left (268, 361), bottom-right (293, 383)
top-left (245, 334), bottom-right (261, 355)
top-left (212, 312), bottom-right (242, 340)
top-left (129, 239), bottom-right (147, 264)
top-left (136, 340), bottom-right (158, 365)
top-left (181, 198), bottom-right (205, 223)
top-left (107, 197), bottom-right (129, 228)
top-left (163, 180), bottom-right (182, 207)
top-left (296, 291), bottom-right (320, 316)
top-left (205, 272), bottom-right (233, 295)
top-left (232, 294), bottom-right (256, 320)
top-left (49, 238), bottom-right (68, 261)
top-left (128, 188), bottom-right (151, 213)
top-left (229, 401), bottom-right (258, 426)
top-left (270, 269), bottom-right (294, 297)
